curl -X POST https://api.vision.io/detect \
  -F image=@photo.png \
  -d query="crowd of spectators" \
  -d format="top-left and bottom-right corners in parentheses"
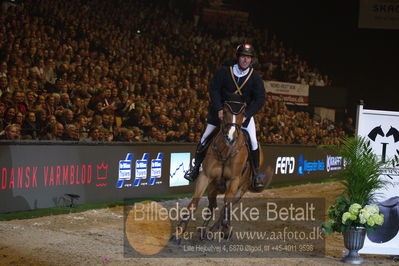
top-left (0, 0), bottom-right (348, 145)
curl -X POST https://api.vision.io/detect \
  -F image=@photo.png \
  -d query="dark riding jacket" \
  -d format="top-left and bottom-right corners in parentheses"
top-left (207, 63), bottom-right (265, 127)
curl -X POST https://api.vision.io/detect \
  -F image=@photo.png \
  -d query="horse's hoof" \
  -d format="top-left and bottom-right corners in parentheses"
top-left (169, 235), bottom-right (182, 245)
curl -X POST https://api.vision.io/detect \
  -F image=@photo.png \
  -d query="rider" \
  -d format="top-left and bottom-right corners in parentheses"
top-left (184, 43), bottom-right (266, 190)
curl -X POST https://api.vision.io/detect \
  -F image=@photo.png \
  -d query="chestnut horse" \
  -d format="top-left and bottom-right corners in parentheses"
top-left (172, 100), bottom-right (273, 243)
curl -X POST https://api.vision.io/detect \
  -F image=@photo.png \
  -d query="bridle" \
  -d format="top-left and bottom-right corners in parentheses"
top-left (211, 100), bottom-right (247, 164)
top-left (221, 101), bottom-right (246, 146)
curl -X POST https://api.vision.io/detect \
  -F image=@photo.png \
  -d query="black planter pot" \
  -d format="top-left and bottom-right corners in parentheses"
top-left (342, 226), bottom-right (366, 264)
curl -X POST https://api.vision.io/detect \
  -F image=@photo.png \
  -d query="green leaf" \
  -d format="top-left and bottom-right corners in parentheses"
top-left (322, 220), bottom-right (335, 235)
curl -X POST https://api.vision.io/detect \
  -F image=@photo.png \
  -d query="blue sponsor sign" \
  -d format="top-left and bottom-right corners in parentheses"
top-left (134, 153), bottom-right (149, 186)
top-left (297, 154), bottom-right (325, 175)
top-left (116, 153), bottom-right (133, 188)
top-left (116, 153), bottom-right (164, 188)
top-left (149, 153), bottom-right (163, 185)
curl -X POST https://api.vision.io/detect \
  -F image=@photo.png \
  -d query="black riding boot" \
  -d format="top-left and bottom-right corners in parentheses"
top-left (184, 142), bottom-right (207, 182)
top-left (251, 148), bottom-right (265, 190)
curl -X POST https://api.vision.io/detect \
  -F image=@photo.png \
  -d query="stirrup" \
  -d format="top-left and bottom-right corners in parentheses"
top-left (252, 171), bottom-right (265, 190)
top-left (184, 168), bottom-right (199, 182)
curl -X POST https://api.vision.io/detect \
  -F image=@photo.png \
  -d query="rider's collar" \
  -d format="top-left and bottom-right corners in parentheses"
top-left (233, 64), bottom-right (250, 78)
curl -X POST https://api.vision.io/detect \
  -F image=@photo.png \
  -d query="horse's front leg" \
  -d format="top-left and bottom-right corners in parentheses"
top-left (221, 177), bottom-right (240, 240)
top-left (171, 172), bottom-right (210, 244)
top-left (198, 184), bottom-right (218, 240)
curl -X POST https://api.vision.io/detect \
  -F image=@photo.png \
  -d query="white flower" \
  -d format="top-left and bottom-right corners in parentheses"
top-left (359, 215), bottom-right (367, 224)
top-left (342, 212), bottom-right (352, 224)
top-left (364, 204), bottom-right (379, 214)
top-left (371, 213), bottom-right (384, 226)
top-left (359, 208), bottom-right (371, 224)
top-left (349, 203), bottom-right (362, 215)
top-left (358, 205), bottom-right (383, 227)
top-left (367, 218), bottom-right (375, 227)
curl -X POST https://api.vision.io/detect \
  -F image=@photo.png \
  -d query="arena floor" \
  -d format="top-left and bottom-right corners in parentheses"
top-left (0, 182), bottom-right (396, 265)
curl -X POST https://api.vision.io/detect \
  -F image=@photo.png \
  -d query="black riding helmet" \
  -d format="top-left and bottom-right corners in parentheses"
top-left (236, 43), bottom-right (254, 57)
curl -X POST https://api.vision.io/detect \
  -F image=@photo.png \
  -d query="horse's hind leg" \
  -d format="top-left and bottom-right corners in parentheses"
top-left (198, 184), bottom-right (218, 240)
top-left (208, 177), bottom-right (240, 239)
top-left (172, 172), bottom-right (210, 244)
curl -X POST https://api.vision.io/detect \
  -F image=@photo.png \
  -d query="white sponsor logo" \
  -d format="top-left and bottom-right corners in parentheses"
top-left (275, 157), bottom-right (295, 174)
top-left (326, 155), bottom-right (343, 172)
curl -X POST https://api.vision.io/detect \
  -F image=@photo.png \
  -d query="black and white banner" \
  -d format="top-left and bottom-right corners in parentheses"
top-left (356, 104), bottom-right (399, 255)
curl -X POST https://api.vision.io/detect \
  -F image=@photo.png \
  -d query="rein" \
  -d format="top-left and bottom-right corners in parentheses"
top-left (211, 133), bottom-right (246, 164)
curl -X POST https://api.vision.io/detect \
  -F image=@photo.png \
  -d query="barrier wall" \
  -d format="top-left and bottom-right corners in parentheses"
top-left (0, 142), bottom-right (342, 213)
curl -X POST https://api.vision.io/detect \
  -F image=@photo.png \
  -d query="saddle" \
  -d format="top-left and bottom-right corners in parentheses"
top-left (367, 196), bottom-right (399, 243)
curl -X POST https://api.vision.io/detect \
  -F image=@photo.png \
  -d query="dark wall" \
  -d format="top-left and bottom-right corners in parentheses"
top-left (309, 85), bottom-right (347, 109)
top-left (0, 142), bottom-right (341, 213)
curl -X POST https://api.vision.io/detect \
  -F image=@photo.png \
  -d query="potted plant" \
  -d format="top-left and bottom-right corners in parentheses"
top-left (322, 136), bottom-right (398, 264)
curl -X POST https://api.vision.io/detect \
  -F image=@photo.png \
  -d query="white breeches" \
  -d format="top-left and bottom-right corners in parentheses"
top-left (200, 124), bottom-right (217, 144)
top-left (241, 117), bottom-right (258, 150)
top-left (200, 117), bottom-right (258, 150)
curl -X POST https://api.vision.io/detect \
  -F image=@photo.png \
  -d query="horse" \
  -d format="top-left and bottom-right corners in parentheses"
top-left (171, 100), bottom-right (273, 244)
top-left (386, 126), bottom-right (399, 143)
top-left (367, 125), bottom-right (385, 141)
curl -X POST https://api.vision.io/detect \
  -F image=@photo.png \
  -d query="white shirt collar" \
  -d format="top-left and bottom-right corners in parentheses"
top-left (233, 64), bottom-right (250, 78)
